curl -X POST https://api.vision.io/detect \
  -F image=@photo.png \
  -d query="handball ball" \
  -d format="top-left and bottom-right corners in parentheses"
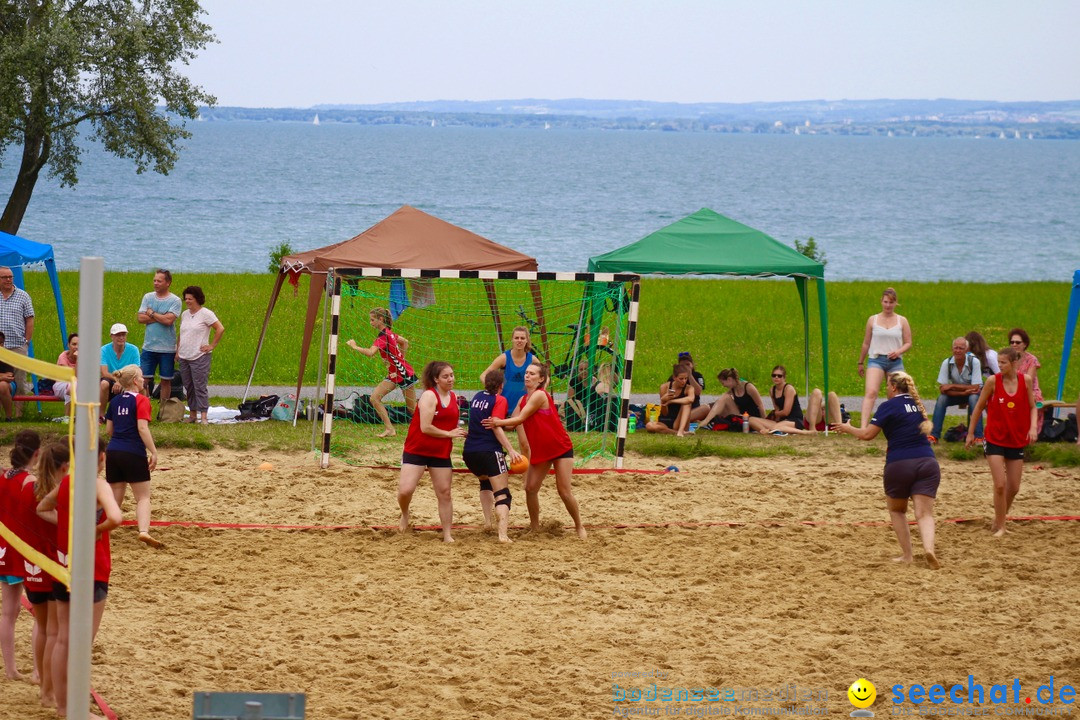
top-left (257, 461), bottom-right (275, 472)
top-left (665, 465), bottom-right (679, 473)
top-left (509, 456), bottom-right (530, 474)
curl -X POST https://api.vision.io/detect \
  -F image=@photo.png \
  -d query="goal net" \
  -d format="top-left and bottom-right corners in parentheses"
top-left (319, 269), bottom-right (640, 468)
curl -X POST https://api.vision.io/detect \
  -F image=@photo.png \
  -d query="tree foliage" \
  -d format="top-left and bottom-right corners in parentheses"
top-left (794, 237), bottom-right (827, 266)
top-left (268, 241), bottom-right (295, 273)
top-left (0, 0), bottom-right (216, 234)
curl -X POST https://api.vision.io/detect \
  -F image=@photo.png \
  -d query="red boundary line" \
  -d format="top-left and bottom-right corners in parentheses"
top-left (18, 598), bottom-right (118, 720)
top-left (348, 465), bottom-right (673, 475)
top-left (123, 515), bottom-right (1080, 532)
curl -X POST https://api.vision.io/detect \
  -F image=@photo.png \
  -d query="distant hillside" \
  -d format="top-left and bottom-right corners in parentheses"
top-left (196, 98), bottom-right (1080, 139)
top-left (310, 98), bottom-right (1080, 124)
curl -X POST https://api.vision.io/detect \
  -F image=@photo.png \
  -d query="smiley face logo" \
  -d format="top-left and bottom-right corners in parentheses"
top-left (848, 678), bottom-right (876, 709)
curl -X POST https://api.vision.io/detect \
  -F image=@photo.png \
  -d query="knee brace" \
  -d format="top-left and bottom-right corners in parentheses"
top-left (494, 487), bottom-right (512, 509)
top-left (479, 478), bottom-right (493, 493)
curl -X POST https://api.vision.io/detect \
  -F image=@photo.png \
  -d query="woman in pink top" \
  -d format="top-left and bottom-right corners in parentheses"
top-left (177, 286), bottom-right (225, 424)
top-left (1007, 327), bottom-right (1044, 435)
top-left (50, 333), bottom-right (78, 414)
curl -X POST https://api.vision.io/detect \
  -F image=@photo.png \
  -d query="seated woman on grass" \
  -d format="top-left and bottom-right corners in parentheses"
top-left (699, 367), bottom-right (814, 435)
top-left (645, 363), bottom-right (696, 436)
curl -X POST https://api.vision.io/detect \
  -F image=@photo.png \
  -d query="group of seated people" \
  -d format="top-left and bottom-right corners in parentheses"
top-left (644, 351), bottom-right (843, 436)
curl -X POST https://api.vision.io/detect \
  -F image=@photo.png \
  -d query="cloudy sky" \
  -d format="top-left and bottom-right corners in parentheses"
top-left (187, 0), bottom-right (1080, 107)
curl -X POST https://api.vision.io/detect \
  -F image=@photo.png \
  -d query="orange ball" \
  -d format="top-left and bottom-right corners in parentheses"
top-left (509, 455), bottom-right (530, 474)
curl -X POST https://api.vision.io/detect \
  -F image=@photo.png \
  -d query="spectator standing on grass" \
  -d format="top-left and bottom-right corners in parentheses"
top-left (177, 286), bottom-right (225, 425)
top-left (929, 337), bottom-right (983, 443)
top-left (0, 266), bottom-right (34, 417)
top-left (51, 333), bottom-right (78, 415)
top-left (99, 323), bottom-right (140, 422)
top-left (856, 288), bottom-right (912, 428)
top-left (137, 269), bottom-right (182, 402)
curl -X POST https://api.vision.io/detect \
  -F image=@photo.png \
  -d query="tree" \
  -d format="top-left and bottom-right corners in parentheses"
top-left (794, 237), bottom-right (827, 267)
top-left (0, 1), bottom-right (216, 234)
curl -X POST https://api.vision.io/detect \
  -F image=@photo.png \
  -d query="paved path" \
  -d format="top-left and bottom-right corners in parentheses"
top-left (209, 384), bottom-right (970, 418)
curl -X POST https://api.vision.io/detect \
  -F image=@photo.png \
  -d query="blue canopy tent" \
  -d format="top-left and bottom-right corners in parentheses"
top-left (0, 231), bottom-right (70, 373)
top-left (1056, 269), bottom-right (1080, 401)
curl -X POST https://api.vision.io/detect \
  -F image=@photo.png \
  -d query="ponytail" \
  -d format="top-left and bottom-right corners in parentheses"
top-left (889, 372), bottom-right (932, 435)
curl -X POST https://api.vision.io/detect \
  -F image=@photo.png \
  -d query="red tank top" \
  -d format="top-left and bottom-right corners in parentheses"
top-left (403, 389), bottom-right (459, 458)
top-left (986, 373), bottom-right (1031, 449)
top-left (520, 391), bottom-right (573, 465)
top-left (0, 469), bottom-right (29, 577)
top-left (15, 477), bottom-right (57, 591)
top-left (56, 476), bottom-right (111, 584)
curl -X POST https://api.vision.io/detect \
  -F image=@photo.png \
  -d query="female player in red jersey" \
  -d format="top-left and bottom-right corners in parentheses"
top-left (398, 361), bottom-right (467, 542)
top-left (345, 307), bottom-right (418, 438)
top-left (484, 362), bottom-right (587, 539)
top-left (38, 440), bottom-right (121, 720)
top-left (1, 429), bottom-right (41, 682)
top-left (966, 346), bottom-right (1037, 537)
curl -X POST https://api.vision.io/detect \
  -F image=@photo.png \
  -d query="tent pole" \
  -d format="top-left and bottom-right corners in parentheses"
top-left (483, 279), bottom-right (505, 351)
top-left (243, 271), bottom-right (287, 404)
top-left (1056, 270), bottom-right (1080, 401)
top-left (293, 272), bottom-right (328, 419)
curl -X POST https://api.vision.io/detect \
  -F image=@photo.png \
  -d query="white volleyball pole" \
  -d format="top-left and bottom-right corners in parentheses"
top-left (68, 257), bottom-right (104, 720)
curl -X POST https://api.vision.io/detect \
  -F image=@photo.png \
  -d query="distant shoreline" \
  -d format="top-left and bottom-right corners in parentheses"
top-left (193, 97), bottom-right (1080, 140)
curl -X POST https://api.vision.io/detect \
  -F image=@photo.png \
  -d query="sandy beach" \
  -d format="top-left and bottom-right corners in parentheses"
top-left (4, 441), bottom-right (1079, 719)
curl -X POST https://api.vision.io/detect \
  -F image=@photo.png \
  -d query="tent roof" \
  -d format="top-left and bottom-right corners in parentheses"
top-left (587, 208), bottom-right (823, 279)
top-left (281, 205), bottom-right (537, 274)
top-left (0, 230), bottom-right (57, 266)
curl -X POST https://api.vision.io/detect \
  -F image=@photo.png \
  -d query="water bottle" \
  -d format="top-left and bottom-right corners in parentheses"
top-left (742, 412), bottom-right (750, 433)
top-left (628, 414), bottom-right (637, 433)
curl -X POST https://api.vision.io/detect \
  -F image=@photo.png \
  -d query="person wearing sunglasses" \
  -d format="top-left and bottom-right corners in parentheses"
top-left (1007, 328), bottom-right (1044, 435)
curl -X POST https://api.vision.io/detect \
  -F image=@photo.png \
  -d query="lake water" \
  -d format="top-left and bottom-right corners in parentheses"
top-left (5, 122), bottom-right (1079, 281)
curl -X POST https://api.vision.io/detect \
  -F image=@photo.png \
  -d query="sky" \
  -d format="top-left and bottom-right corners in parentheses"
top-left (188, 0), bottom-right (1080, 107)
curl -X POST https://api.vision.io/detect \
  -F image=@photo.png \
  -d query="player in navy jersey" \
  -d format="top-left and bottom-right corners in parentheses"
top-left (104, 365), bottom-right (162, 548)
top-left (463, 370), bottom-right (523, 542)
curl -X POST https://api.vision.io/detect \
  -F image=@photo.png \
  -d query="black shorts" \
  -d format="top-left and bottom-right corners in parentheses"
top-left (657, 414), bottom-right (676, 429)
top-left (391, 373), bottom-right (419, 389)
top-left (106, 449), bottom-right (151, 484)
top-left (26, 589), bottom-right (52, 606)
top-left (883, 456), bottom-right (941, 499)
top-left (52, 580), bottom-right (109, 604)
top-left (554, 448), bottom-right (574, 461)
top-left (401, 451), bottom-right (452, 469)
top-left (462, 450), bottom-right (507, 479)
top-left (984, 442), bottom-right (1025, 460)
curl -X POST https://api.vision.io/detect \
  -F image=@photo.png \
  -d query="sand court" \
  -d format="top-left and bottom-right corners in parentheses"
top-left (4, 443), bottom-right (1079, 719)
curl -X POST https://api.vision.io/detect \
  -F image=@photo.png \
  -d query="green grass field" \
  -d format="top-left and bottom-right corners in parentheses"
top-left (20, 271), bottom-right (1080, 399)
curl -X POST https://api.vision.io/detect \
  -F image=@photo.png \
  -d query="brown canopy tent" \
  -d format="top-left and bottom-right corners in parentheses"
top-left (244, 205), bottom-right (539, 406)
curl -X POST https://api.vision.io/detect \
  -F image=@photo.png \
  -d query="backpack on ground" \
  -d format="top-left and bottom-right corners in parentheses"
top-left (157, 397), bottom-right (187, 423)
top-left (238, 394), bottom-right (279, 420)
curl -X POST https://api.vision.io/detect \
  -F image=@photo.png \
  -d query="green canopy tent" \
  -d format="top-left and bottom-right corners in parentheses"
top-left (588, 207), bottom-right (829, 406)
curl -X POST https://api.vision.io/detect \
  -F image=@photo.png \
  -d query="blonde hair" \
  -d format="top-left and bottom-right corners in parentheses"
top-left (882, 287), bottom-right (898, 302)
top-left (888, 372), bottom-right (932, 435)
top-left (369, 307), bottom-right (392, 328)
top-left (113, 364), bottom-right (141, 391)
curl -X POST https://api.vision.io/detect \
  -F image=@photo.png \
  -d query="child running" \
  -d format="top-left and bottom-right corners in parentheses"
top-left (105, 364), bottom-right (162, 548)
top-left (345, 307), bottom-right (418, 438)
top-left (462, 369), bottom-right (523, 543)
top-left (966, 346), bottom-right (1037, 537)
top-left (483, 362), bottom-right (587, 539)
